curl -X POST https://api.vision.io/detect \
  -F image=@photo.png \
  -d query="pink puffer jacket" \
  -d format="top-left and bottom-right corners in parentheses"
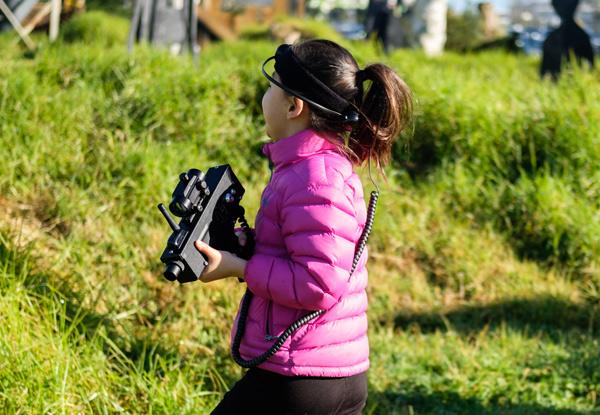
top-left (234, 129), bottom-right (370, 377)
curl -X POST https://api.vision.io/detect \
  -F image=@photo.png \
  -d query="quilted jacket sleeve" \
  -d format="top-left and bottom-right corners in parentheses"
top-left (244, 182), bottom-right (362, 311)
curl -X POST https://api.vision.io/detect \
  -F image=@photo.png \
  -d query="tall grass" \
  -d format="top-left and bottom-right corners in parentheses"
top-left (1, 10), bottom-right (599, 414)
top-left (391, 50), bottom-right (600, 272)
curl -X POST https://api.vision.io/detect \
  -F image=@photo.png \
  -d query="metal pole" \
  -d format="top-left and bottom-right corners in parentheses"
top-left (49, 0), bottom-right (61, 42)
top-left (140, 0), bottom-right (153, 42)
top-left (190, 0), bottom-right (199, 66)
top-left (128, 0), bottom-right (144, 52)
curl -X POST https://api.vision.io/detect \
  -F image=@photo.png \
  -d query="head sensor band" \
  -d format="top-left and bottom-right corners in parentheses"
top-left (261, 44), bottom-right (359, 122)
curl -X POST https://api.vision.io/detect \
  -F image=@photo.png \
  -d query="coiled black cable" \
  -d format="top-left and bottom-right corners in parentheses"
top-left (350, 190), bottom-right (378, 276)
top-left (232, 290), bottom-right (325, 368)
top-left (231, 190), bottom-right (379, 369)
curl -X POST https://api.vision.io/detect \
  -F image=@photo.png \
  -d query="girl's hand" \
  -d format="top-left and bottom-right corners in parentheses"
top-left (235, 229), bottom-right (248, 248)
top-left (194, 241), bottom-right (247, 283)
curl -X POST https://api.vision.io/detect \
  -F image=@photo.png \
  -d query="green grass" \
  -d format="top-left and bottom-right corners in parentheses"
top-left (1, 10), bottom-right (599, 414)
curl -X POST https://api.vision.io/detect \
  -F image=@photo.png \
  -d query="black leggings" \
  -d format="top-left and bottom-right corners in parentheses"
top-left (210, 368), bottom-right (368, 415)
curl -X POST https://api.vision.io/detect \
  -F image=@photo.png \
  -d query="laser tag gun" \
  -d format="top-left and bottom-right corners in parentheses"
top-left (157, 164), bottom-right (253, 283)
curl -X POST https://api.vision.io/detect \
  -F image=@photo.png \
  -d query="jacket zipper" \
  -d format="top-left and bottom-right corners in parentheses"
top-left (264, 302), bottom-right (278, 341)
top-left (263, 160), bottom-right (278, 341)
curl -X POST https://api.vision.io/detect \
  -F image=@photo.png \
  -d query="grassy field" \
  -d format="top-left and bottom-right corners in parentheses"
top-left (1, 9), bottom-right (599, 415)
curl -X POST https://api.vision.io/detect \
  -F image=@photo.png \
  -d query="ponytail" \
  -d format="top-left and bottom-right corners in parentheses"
top-left (290, 40), bottom-right (413, 169)
top-left (350, 63), bottom-right (413, 169)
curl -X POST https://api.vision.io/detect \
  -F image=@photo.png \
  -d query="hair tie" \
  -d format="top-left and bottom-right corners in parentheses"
top-left (356, 69), bottom-right (367, 84)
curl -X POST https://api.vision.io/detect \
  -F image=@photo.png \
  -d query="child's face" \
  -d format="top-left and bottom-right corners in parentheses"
top-left (262, 72), bottom-right (293, 141)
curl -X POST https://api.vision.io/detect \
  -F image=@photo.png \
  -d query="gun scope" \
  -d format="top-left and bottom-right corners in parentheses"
top-left (169, 196), bottom-right (192, 217)
top-left (169, 169), bottom-right (209, 217)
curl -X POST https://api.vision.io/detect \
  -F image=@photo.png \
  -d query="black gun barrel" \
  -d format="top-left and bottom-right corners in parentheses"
top-left (158, 203), bottom-right (180, 232)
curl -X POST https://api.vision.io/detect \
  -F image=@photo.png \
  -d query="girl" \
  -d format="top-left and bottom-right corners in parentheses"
top-left (195, 39), bottom-right (413, 415)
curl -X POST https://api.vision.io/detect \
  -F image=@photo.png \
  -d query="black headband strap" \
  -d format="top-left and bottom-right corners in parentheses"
top-left (262, 44), bottom-right (359, 123)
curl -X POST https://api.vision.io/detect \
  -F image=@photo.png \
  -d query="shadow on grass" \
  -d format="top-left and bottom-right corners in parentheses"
top-left (368, 390), bottom-right (600, 415)
top-left (384, 296), bottom-right (600, 415)
top-left (392, 294), bottom-right (600, 336)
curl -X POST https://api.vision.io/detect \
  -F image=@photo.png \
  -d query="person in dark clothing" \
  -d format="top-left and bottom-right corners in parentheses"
top-left (541, 0), bottom-right (594, 81)
top-left (366, 0), bottom-right (403, 53)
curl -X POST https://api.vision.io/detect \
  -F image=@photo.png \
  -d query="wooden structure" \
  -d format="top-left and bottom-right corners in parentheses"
top-left (0, 0), bottom-right (85, 49)
top-left (22, 0), bottom-right (84, 28)
top-left (127, 0), bottom-right (306, 56)
top-left (196, 0), bottom-right (305, 41)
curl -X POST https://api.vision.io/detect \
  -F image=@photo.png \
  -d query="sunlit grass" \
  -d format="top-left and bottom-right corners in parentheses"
top-left (1, 10), bottom-right (599, 414)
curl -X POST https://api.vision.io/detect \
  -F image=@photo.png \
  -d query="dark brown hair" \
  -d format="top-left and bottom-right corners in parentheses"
top-left (290, 39), bottom-right (413, 169)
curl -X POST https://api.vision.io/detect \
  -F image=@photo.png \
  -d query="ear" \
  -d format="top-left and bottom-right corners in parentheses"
top-left (287, 97), bottom-right (306, 120)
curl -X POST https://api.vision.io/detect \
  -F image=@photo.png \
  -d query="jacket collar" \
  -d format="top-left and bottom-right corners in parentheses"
top-left (262, 129), bottom-right (342, 168)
